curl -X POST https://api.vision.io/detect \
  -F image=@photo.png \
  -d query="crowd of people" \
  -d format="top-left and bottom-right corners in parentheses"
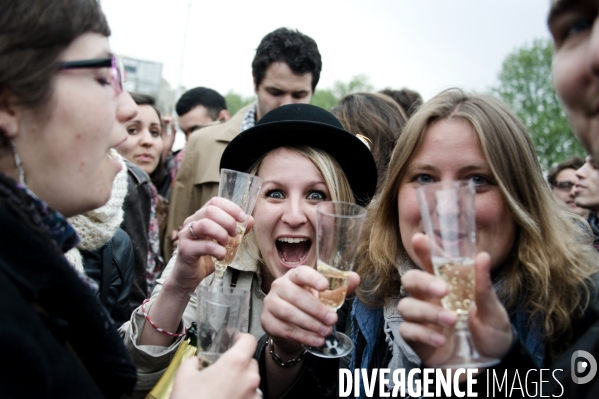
top-left (3, 0), bottom-right (599, 398)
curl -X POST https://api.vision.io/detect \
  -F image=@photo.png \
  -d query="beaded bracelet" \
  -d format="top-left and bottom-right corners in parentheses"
top-left (141, 299), bottom-right (186, 338)
top-left (268, 336), bottom-right (307, 368)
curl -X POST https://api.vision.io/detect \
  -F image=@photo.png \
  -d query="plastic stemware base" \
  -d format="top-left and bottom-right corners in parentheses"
top-left (303, 332), bottom-right (353, 359)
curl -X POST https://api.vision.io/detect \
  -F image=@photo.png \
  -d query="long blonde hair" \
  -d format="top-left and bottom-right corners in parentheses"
top-left (238, 146), bottom-right (354, 272)
top-left (356, 88), bottom-right (599, 349)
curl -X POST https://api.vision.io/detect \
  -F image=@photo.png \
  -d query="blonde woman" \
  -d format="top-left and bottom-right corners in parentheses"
top-left (120, 104), bottom-right (377, 395)
top-left (260, 89), bottom-right (599, 398)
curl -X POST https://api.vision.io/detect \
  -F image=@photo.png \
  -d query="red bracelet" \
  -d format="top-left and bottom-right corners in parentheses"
top-left (141, 299), bottom-right (186, 338)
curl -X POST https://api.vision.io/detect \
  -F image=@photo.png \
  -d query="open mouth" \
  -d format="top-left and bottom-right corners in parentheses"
top-left (276, 237), bottom-right (311, 265)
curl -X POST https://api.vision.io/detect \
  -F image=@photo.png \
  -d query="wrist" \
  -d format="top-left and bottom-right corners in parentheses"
top-left (162, 276), bottom-right (196, 300)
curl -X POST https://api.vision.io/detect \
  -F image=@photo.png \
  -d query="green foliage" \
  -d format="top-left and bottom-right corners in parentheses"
top-left (311, 74), bottom-right (374, 110)
top-left (492, 38), bottom-right (585, 170)
top-left (225, 91), bottom-right (256, 116)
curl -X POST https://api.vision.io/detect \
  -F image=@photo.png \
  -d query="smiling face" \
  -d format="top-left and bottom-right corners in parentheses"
top-left (398, 118), bottom-right (517, 271)
top-left (252, 147), bottom-right (330, 287)
top-left (549, 0), bottom-right (599, 162)
top-left (117, 104), bottom-right (164, 175)
top-left (12, 33), bottom-right (137, 217)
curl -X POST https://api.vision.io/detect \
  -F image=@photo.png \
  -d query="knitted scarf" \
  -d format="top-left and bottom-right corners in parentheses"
top-left (64, 150), bottom-right (128, 272)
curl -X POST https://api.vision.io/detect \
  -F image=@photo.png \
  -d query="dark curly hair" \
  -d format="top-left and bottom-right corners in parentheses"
top-left (251, 28), bottom-right (322, 91)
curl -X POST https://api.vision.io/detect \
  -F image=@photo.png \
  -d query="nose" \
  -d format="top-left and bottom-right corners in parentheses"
top-left (281, 197), bottom-right (308, 227)
top-left (278, 94), bottom-right (295, 107)
top-left (117, 91), bottom-right (137, 124)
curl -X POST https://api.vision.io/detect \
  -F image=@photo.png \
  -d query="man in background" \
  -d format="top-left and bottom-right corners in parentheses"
top-left (547, 156), bottom-right (588, 217)
top-left (165, 27), bottom-right (322, 261)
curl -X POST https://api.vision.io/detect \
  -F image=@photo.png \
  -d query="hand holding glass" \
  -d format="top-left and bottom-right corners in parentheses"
top-left (417, 180), bottom-right (499, 368)
top-left (211, 169), bottom-right (262, 287)
top-left (304, 201), bottom-right (367, 358)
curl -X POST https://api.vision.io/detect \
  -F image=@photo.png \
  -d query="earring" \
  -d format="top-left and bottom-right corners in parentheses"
top-left (9, 141), bottom-right (25, 185)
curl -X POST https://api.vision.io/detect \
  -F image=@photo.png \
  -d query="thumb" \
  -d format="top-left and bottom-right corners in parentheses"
top-left (411, 233), bottom-right (434, 274)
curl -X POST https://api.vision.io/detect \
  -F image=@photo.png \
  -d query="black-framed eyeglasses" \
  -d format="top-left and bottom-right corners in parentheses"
top-left (554, 181), bottom-right (576, 191)
top-left (57, 55), bottom-right (125, 95)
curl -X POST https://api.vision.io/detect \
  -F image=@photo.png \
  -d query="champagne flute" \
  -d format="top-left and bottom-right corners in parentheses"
top-left (304, 201), bottom-right (367, 358)
top-left (417, 180), bottom-right (499, 368)
top-left (210, 169), bottom-right (262, 287)
top-left (195, 286), bottom-right (250, 368)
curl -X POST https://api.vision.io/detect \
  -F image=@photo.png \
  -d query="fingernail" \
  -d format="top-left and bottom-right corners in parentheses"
top-left (239, 211), bottom-right (248, 222)
top-left (320, 325), bottom-right (332, 336)
top-left (430, 333), bottom-right (446, 347)
top-left (438, 310), bottom-right (457, 327)
top-left (325, 312), bottom-right (337, 324)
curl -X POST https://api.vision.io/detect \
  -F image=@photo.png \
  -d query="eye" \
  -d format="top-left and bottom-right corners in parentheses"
top-left (567, 19), bottom-right (593, 37)
top-left (126, 126), bottom-right (138, 135)
top-left (414, 174), bottom-right (435, 184)
top-left (469, 175), bottom-right (491, 186)
top-left (96, 77), bottom-right (111, 87)
top-left (266, 189), bottom-right (284, 199)
top-left (292, 92), bottom-right (308, 99)
top-left (150, 129), bottom-right (161, 137)
top-left (307, 190), bottom-right (326, 200)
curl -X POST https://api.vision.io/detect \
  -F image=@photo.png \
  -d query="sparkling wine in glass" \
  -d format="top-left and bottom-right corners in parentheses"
top-left (304, 201), bottom-right (367, 358)
top-left (417, 180), bottom-right (499, 369)
top-left (210, 169), bottom-right (262, 287)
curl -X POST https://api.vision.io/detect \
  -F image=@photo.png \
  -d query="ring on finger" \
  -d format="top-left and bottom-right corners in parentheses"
top-left (189, 222), bottom-right (199, 239)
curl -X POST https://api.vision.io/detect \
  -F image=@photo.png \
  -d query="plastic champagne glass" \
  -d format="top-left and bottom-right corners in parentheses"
top-left (303, 201), bottom-right (367, 358)
top-left (210, 169), bottom-right (262, 287)
top-left (417, 180), bottom-right (499, 368)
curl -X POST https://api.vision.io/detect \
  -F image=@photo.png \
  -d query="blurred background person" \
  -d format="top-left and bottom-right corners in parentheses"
top-left (575, 156), bottom-right (599, 250)
top-left (331, 92), bottom-right (407, 194)
top-left (547, 156), bottom-right (588, 218)
top-left (164, 87), bottom-right (230, 252)
top-left (165, 27), bottom-right (323, 262)
top-left (379, 87), bottom-right (423, 118)
top-left (116, 93), bottom-right (166, 296)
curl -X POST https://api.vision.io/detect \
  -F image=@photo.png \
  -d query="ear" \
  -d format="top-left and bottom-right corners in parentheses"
top-left (0, 90), bottom-right (19, 140)
top-left (218, 109), bottom-right (231, 121)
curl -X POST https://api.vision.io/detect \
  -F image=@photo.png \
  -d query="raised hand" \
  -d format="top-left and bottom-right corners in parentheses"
top-left (397, 233), bottom-right (512, 366)
top-left (171, 333), bottom-right (261, 399)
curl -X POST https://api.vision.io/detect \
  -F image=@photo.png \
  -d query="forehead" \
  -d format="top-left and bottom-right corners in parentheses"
top-left (135, 104), bottom-right (160, 122)
top-left (258, 148), bottom-right (323, 181)
top-left (258, 62), bottom-right (313, 91)
top-left (556, 168), bottom-right (577, 180)
top-left (178, 105), bottom-right (213, 126)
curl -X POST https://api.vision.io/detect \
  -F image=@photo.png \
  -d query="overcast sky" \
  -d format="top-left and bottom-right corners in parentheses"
top-left (100, 0), bottom-right (552, 102)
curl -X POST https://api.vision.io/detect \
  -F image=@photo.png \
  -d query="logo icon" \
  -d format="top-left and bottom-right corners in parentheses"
top-left (571, 350), bottom-right (597, 384)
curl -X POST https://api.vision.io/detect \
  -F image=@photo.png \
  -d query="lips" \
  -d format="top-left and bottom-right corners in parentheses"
top-left (135, 153), bottom-right (154, 162)
top-left (275, 236), bottom-right (312, 266)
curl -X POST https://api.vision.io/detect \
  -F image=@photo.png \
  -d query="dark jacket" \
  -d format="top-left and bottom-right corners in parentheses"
top-left (0, 203), bottom-right (137, 398)
top-left (81, 228), bottom-right (135, 328)
top-left (121, 160), bottom-right (152, 312)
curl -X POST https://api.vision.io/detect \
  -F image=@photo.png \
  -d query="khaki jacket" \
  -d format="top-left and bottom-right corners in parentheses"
top-left (164, 103), bottom-right (255, 261)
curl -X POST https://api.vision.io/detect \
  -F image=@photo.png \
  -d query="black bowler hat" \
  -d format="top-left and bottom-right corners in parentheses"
top-left (220, 103), bottom-right (378, 206)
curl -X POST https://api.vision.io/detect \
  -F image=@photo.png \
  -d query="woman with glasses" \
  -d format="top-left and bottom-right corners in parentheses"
top-left (0, 1), bottom-right (260, 398)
